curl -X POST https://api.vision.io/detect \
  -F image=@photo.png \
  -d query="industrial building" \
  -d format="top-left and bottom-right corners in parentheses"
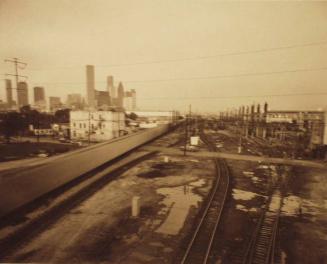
top-left (220, 103), bottom-right (327, 151)
top-left (70, 110), bottom-right (126, 142)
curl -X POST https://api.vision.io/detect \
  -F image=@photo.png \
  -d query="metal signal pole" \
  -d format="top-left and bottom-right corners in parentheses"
top-left (4, 58), bottom-right (28, 88)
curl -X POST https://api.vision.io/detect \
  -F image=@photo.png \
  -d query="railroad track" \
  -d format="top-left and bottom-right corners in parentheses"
top-left (180, 131), bottom-right (230, 264)
top-left (242, 187), bottom-right (282, 264)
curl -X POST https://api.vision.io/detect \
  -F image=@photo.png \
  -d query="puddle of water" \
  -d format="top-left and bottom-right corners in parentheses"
top-left (236, 204), bottom-right (247, 211)
top-left (258, 165), bottom-right (269, 169)
top-left (236, 204), bottom-right (259, 213)
top-left (189, 178), bottom-right (206, 187)
top-left (189, 159), bottom-right (200, 163)
top-left (252, 176), bottom-right (260, 183)
top-left (282, 195), bottom-right (302, 216)
top-left (243, 171), bottom-right (254, 177)
top-left (155, 179), bottom-right (204, 235)
top-left (282, 195), bottom-right (323, 217)
top-left (232, 188), bottom-right (262, 201)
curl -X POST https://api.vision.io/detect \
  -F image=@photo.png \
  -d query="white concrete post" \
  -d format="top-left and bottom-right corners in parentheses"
top-left (164, 156), bottom-right (169, 163)
top-left (131, 196), bottom-right (141, 217)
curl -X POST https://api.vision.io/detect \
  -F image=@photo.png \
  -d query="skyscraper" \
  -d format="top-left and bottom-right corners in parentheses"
top-left (17, 81), bottom-right (29, 108)
top-left (86, 65), bottom-right (95, 108)
top-left (117, 82), bottom-right (124, 108)
top-left (107, 76), bottom-right (115, 104)
top-left (5, 79), bottom-right (13, 108)
top-left (34, 86), bottom-right (45, 104)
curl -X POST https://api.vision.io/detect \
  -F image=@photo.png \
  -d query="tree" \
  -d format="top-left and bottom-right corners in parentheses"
top-left (0, 112), bottom-right (27, 143)
top-left (54, 109), bottom-right (70, 123)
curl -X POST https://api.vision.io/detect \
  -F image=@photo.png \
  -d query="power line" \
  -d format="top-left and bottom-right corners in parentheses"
top-left (137, 91), bottom-right (327, 100)
top-left (97, 40), bottom-right (327, 68)
top-left (4, 58), bottom-right (28, 89)
top-left (30, 65), bottom-right (327, 86)
top-left (27, 40), bottom-right (327, 71)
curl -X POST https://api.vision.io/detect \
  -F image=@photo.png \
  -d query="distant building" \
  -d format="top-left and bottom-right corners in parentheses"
top-left (86, 65), bottom-right (95, 108)
top-left (117, 82), bottom-right (124, 108)
top-left (123, 91), bottom-right (133, 110)
top-left (226, 103), bottom-right (327, 152)
top-left (107, 76), bottom-right (114, 105)
top-left (33, 86), bottom-right (46, 111)
top-left (66, 93), bottom-right (83, 110)
top-left (266, 110), bottom-right (327, 148)
top-left (95, 90), bottom-right (110, 108)
top-left (123, 90), bottom-right (137, 111)
top-left (34, 86), bottom-right (45, 103)
top-left (49, 96), bottom-right (62, 112)
top-left (70, 110), bottom-right (125, 142)
top-left (17, 81), bottom-right (29, 108)
top-left (5, 79), bottom-right (14, 109)
top-left (126, 110), bottom-right (176, 124)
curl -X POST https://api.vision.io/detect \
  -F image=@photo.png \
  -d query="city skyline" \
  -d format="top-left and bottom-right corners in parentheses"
top-left (1, 1), bottom-right (327, 112)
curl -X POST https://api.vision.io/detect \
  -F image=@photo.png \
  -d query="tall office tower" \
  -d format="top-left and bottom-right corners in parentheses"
top-left (107, 75), bottom-right (115, 98)
top-left (86, 65), bottom-right (95, 108)
top-left (131, 89), bottom-right (136, 110)
top-left (17, 81), bottom-right (29, 108)
top-left (117, 82), bottom-right (124, 107)
top-left (5, 79), bottom-right (13, 108)
top-left (34, 86), bottom-right (45, 104)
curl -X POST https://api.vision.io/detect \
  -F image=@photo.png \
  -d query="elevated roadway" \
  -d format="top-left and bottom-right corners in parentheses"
top-left (0, 125), bottom-right (170, 218)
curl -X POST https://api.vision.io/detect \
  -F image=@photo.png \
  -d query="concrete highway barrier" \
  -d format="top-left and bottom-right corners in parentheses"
top-left (0, 125), bottom-right (170, 218)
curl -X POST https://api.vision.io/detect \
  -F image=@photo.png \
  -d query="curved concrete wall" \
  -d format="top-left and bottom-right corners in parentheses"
top-left (0, 125), bottom-right (169, 217)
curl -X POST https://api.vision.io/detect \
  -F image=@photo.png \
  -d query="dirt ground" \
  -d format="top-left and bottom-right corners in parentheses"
top-left (1, 129), bottom-right (216, 263)
top-left (205, 130), bottom-right (327, 264)
top-left (2, 128), bottom-right (326, 263)
top-left (279, 166), bottom-right (327, 264)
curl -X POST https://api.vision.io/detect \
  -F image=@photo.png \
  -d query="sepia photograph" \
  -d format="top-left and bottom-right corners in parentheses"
top-left (0, 0), bottom-right (326, 263)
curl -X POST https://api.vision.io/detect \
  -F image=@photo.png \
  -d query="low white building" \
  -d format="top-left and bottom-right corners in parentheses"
top-left (70, 110), bottom-right (125, 142)
top-left (125, 110), bottom-right (177, 124)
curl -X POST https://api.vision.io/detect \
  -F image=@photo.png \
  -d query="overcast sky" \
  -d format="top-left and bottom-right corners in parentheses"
top-left (1, 0), bottom-right (327, 113)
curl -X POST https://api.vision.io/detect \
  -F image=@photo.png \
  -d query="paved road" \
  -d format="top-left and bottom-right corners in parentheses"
top-left (142, 146), bottom-right (326, 169)
top-left (0, 157), bottom-right (49, 177)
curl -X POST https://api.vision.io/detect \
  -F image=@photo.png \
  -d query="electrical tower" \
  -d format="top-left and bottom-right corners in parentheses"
top-left (4, 57), bottom-right (28, 89)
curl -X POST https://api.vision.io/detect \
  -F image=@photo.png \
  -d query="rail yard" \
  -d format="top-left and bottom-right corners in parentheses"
top-left (0, 121), bottom-right (326, 263)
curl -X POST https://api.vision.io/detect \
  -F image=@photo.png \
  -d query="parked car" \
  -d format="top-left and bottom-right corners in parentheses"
top-left (58, 137), bottom-right (70, 143)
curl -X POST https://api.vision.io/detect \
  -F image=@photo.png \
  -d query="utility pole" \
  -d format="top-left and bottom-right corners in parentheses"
top-left (4, 58), bottom-right (28, 88)
top-left (184, 104), bottom-right (192, 156)
top-left (189, 104), bottom-right (192, 135)
top-left (5, 58), bottom-right (28, 110)
top-left (88, 110), bottom-right (91, 145)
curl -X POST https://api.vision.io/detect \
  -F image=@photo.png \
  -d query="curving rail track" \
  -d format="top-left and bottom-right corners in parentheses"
top-left (180, 131), bottom-right (230, 264)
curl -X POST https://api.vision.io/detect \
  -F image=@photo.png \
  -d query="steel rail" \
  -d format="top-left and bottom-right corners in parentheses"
top-left (243, 189), bottom-right (282, 264)
top-left (180, 131), bottom-right (230, 264)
